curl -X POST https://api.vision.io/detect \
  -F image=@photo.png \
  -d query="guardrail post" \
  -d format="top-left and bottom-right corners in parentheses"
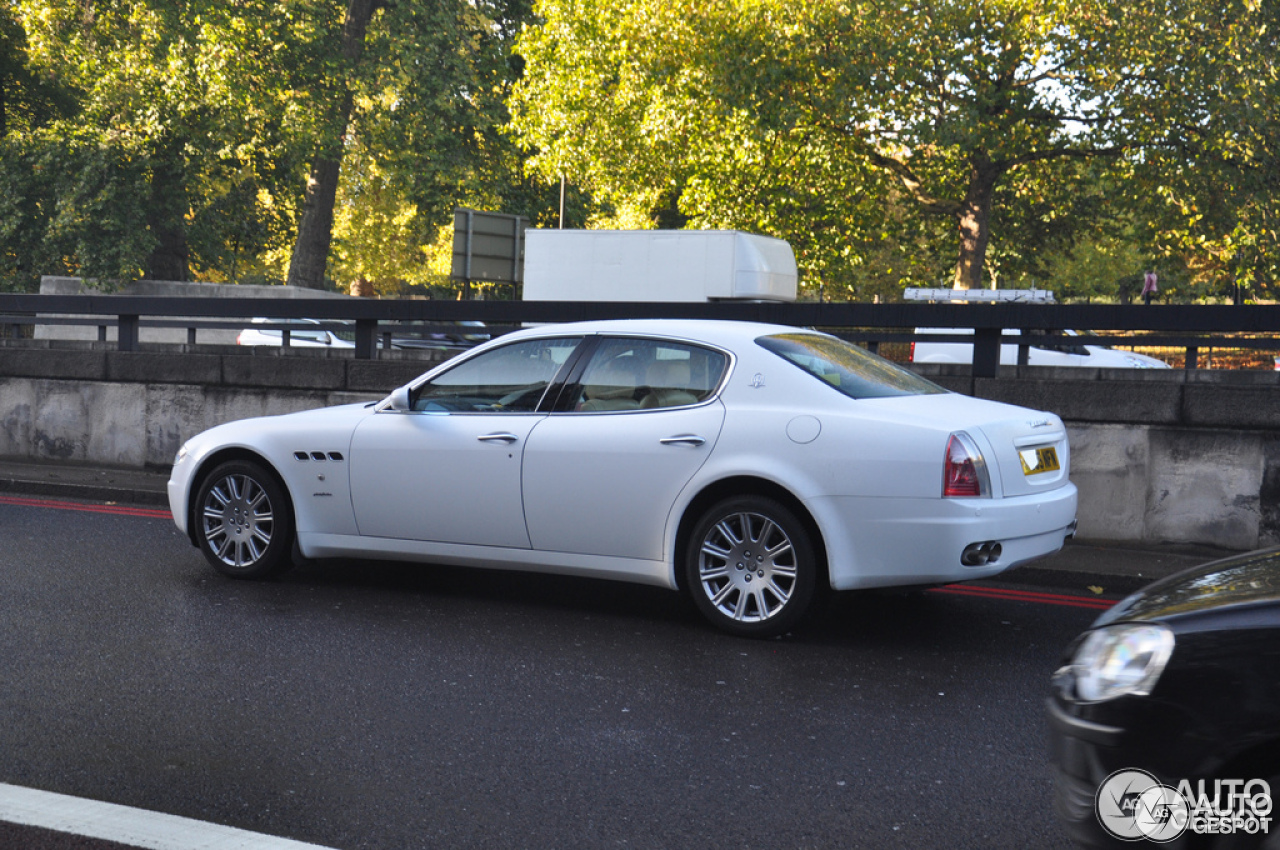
top-left (117, 314), bottom-right (139, 351)
top-left (355, 319), bottom-right (377, 360)
top-left (973, 327), bottom-right (1001, 378)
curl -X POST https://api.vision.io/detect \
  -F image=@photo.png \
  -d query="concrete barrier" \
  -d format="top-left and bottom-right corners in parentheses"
top-left (919, 365), bottom-right (1280, 550)
top-left (1, 347), bottom-right (1277, 550)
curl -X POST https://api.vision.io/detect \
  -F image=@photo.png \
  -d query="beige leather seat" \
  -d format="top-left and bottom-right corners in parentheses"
top-left (640, 360), bottom-right (700, 409)
top-left (580, 360), bottom-right (640, 411)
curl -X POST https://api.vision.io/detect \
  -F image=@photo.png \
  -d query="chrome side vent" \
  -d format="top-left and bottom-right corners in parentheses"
top-left (294, 451), bottom-right (345, 462)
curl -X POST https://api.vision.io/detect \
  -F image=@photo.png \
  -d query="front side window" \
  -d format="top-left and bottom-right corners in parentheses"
top-left (412, 337), bottom-right (582, 412)
top-left (572, 338), bottom-right (728, 412)
top-left (758, 333), bottom-right (946, 399)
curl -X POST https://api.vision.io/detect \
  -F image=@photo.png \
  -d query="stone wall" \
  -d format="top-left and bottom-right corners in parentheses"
top-left (2, 347), bottom-right (1278, 550)
top-left (919, 365), bottom-right (1280, 549)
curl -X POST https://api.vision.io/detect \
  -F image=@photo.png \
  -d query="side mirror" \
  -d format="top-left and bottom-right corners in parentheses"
top-left (387, 386), bottom-right (412, 411)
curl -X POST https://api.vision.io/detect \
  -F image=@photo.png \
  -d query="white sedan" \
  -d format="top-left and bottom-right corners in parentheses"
top-left (169, 319), bottom-right (1078, 637)
top-left (912, 328), bottom-right (1170, 368)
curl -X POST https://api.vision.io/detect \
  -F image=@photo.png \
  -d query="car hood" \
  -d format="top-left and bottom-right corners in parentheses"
top-left (1095, 547), bottom-right (1280, 627)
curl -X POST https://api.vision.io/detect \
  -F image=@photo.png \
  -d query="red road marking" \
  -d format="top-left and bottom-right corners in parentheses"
top-left (0, 494), bottom-right (171, 519)
top-left (930, 583), bottom-right (1115, 610)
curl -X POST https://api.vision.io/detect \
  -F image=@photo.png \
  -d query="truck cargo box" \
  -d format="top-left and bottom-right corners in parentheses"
top-left (522, 229), bottom-right (797, 302)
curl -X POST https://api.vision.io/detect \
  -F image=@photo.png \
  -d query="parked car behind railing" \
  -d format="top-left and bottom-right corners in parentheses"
top-left (237, 318), bottom-right (490, 350)
top-left (911, 328), bottom-right (1170, 369)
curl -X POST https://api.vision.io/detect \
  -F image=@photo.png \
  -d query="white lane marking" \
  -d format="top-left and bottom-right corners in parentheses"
top-left (0, 783), bottom-right (340, 850)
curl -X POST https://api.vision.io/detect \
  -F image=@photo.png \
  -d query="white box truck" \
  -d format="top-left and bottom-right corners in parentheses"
top-left (522, 229), bottom-right (798, 302)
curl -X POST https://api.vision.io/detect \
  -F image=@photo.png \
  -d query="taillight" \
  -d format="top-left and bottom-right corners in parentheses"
top-left (910, 341), bottom-right (916, 361)
top-left (944, 433), bottom-right (990, 497)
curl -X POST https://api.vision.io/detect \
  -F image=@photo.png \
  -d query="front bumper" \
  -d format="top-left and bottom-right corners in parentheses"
top-left (1047, 695), bottom-right (1135, 849)
top-left (1047, 684), bottom-right (1214, 849)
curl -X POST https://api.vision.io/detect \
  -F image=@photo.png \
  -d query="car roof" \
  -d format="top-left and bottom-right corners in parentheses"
top-left (501, 318), bottom-right (815, 348)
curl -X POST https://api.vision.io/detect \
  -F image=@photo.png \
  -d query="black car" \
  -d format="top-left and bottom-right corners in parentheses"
top-left (1048, 547), bottom-right (1280, 848)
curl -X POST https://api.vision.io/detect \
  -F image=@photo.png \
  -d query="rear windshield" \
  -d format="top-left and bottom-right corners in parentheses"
top-left (757, 333), bottom-right (947, 399)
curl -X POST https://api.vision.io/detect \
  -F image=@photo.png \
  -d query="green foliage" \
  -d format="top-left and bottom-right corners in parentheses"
top-left (1097, 0), bottom-right (1280, 302)
top-left (4, 0), bottom-right (549, 293)
top-left (510, 0), bottom-right (1280, 301)
top-left (1, 0), bottom-right (1274, 299)
top-left (327, 0), bottom-right (559, 292)
top-left (0, 131), bottom-right (158, 290)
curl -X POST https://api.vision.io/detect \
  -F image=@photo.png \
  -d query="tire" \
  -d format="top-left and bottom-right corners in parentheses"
top-left (684, 496), bottom-right (822, 638)
top-left (194, 460), bottom-right (295, 580)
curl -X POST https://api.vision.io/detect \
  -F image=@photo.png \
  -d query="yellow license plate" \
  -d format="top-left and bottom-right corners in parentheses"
top-left (1020, 446), bottom-right (1060, 476)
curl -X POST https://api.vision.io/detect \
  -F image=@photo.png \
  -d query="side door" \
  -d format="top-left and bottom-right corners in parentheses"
top-left (348, 336), bottom-right (583, 547)
top-left (522, 336), bottom-right (730, 562)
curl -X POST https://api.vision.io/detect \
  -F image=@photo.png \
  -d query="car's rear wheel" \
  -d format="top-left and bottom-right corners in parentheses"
top-left (685, 496), bottom-right (821, 638)
top-left (195, 460), bottom-right (294, 579)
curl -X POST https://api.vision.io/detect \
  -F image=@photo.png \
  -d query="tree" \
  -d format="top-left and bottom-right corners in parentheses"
top-left (7, 0), bottom-right (553, 293)
top-left (509, 0), bottom-right (1275, 296)
top-left (0, 2), bottom-right (78, 290)
top-left (13, 0), bottom-right (305, 284)
top-left (286, 0), bottom-right (384, 289)
top-left (286, 0), bottom-right (545, 290)
top-left (1105, 0), bottom-right (1280, 302)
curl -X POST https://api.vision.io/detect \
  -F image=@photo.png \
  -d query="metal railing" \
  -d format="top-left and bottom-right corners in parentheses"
top-left (2, 293), bottom-right (1279, 377)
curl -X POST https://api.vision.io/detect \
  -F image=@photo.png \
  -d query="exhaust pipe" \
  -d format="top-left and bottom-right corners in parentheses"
top-left (961, 541), bottom-right (1003, 567)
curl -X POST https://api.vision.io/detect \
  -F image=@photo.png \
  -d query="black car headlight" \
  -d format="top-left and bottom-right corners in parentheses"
top-left (1067, 623), bottom-right (1175, 702)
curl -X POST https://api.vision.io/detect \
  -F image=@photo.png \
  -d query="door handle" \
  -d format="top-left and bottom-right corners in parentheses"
top-left (478, 433), bottom-right (520, 444)
top-left (659, 435), bottom-right (706, 447)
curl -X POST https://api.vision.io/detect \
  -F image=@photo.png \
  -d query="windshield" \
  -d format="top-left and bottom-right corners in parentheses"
top-left (758, 333), bottom-right (947, 399)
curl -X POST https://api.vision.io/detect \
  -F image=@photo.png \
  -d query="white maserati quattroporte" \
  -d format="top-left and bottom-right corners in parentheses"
top-left (169, 319), bottom-right (1078, 637)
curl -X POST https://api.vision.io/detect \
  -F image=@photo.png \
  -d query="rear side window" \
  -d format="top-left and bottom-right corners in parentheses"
top-left (571, 338), bottom-right (729, 412)
top-left (758, 333), bottom-right (946, 399)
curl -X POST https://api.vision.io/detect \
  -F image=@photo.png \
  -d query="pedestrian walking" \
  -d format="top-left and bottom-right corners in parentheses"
top-left (1141, 270), bottom-right (1158, 305)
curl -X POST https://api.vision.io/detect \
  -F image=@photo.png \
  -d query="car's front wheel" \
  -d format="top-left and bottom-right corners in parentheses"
top-left (685, 496), bottom-right (822, 638)
top-left (195, 460), bottom-right (294, 579)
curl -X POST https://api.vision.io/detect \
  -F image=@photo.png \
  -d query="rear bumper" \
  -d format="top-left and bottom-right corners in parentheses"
top-left (811, 482), bottom-right (1078, 590)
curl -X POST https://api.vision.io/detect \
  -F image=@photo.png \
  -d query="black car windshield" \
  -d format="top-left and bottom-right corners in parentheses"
top-left (758, 333), bottom-right (947, 399)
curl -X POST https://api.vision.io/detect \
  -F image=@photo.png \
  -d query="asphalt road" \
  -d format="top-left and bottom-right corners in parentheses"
top-left (0, 495), bottom-right (1110, 849)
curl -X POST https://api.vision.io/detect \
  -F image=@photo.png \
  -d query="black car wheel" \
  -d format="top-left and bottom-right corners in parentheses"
top-left (685, 495), bottom-right (821, 638)
top-left (195, 460), bottom-right (294, 579)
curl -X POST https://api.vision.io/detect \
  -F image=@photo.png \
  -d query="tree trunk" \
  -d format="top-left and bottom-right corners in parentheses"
top-left (286, 106), bottom-right (349, 289)
top-left (952, 157), bottom-right (1003, 290)
top-left (145, 134), bottom-right (190, 282)
top-left (286, 0), bottom-right (381, 289)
